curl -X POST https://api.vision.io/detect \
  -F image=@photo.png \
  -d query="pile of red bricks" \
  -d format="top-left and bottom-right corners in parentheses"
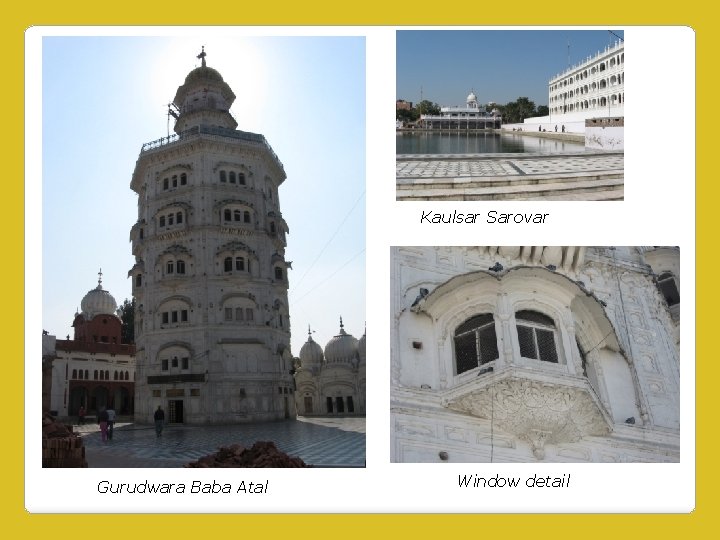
top-left (42, 412), bottom-right (87, 468)
top-left (185, 441), bottom-right (308, 468)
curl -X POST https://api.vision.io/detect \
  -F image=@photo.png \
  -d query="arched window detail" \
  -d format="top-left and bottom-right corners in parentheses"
top-left (176, 260), bottom-right (186, 274)
top-left (244, 211), bottom-right (251, 223)
top-left (229, 171), bottom-right (236, 184)
top-left (220, 170), bottom-right (227, 183)
top-left (224, 257), bottom-right (233, 272)
top-left (224, 209), bottom-right (232, 221)
top-left (515, 310), bottom-right (558, 363)
top-left (453, 314), bottom-right (499, 375)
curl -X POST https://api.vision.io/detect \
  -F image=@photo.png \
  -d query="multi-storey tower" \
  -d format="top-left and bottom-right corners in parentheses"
top-left (129, 50), bottom-right (295, 424)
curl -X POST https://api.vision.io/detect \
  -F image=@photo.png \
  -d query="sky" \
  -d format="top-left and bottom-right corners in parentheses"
top-left (397, 30), bottom-right (624, 108)
top-left (40, 34), bottom-right (366, 356)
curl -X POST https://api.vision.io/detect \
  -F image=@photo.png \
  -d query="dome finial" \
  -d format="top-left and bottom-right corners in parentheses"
top-left (339, 316), bottom-right (344, 329)
top-left (97, 268), bottom-right (103, 289)
top-left (197, 45), bottom-right (207, 67)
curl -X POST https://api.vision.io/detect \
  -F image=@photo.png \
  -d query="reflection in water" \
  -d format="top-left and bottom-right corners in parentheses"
top-left (396, 131), bottom-right (586, 155)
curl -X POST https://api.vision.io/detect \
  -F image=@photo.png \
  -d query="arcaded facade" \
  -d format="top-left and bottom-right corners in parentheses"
top-left (548, 40), bottom-right (624, 121)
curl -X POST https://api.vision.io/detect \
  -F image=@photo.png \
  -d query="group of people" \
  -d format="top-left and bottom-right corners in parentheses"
top-left (77, 404), bottom-right (167, 440)
top-left (97, 407), bottom-right (116, 442)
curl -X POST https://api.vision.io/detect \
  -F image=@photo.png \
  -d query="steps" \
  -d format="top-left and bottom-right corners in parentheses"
top-left (397, 172), bottom-right (624, 201)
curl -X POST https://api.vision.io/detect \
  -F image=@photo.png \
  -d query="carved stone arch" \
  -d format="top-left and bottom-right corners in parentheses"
top-left (156, 341), bottom-right (194, 362)
top-left (219, 291), bottom-right (257, 306)
top-left (155, 295), bottom-right (193, 313)
top-left (156, 163), bottom-right (193, 177)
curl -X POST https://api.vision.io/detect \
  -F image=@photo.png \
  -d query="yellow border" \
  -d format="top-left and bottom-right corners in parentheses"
top-left (7, 1), bottom-right (712, 537)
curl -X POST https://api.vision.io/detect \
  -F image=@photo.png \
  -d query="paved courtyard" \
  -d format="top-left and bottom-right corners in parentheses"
top-left (76, 416), bottom-right (365, 468)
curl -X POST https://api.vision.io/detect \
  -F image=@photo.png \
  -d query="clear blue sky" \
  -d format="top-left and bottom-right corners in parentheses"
top-left (397, 30), bottom-right (624, 107)
top-left (40, 34), bottom-right (366, 356)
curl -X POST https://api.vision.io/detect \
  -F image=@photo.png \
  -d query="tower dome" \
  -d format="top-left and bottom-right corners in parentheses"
top-left (299, 326), bottom-right (324, 367)
top-left (324, 317), bottom-right (359, 364)
top-left (80, 270), bottom-right (118, 319)
top-left (171, 47), bottom-right (238, 133)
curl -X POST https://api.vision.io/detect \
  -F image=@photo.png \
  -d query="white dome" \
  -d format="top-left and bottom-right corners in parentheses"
top-left (467, 92), bottom-right (477, 103)
top-left (80, 284), bottom-right (118, 319)
top-left (324, 318), bottom-right (359, 364)
top-left (358, 330), bottom-right (366, 365)
top-left (299, 333), bottom-right (324, 366)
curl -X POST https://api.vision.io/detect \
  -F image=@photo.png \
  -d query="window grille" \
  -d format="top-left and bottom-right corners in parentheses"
top-left (516, 310), bottom-right (558, 363)
top-left (453, 313), bottom-right (498, 375)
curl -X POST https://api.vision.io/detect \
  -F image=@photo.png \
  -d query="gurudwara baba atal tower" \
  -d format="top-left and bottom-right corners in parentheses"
top-left (129, 49), bottom-right (295, 424)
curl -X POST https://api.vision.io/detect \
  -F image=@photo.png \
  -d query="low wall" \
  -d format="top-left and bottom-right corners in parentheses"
top-left (586, 126), bottom-right (624, 150)
top-left (503, 121), bottom-right (585, 134)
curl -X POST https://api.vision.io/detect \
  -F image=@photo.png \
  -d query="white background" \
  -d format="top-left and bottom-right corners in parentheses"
top-left (26, 25), bottom-right (695, 513)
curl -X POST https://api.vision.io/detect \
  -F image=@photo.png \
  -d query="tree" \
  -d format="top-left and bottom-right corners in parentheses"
top-left (396, 107), bottom-right (419, 122)
top-left (514, 97), bottom-right (537, 122)
top-left (536, 105), bottom-right (549, 117)
top-left (117, 298), bottom-right (135, 344)
top-left (415, 100), bottom-right (441, 116)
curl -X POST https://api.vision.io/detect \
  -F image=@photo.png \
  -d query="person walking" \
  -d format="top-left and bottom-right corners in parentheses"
top-left (98, 407), bottom-right (109, 443)
top-left (78, 405), bottom-right (85, 426)
top-left (154, 405), bottom-right (165, 437)
top-left (106, 407), bottom-right (116, 440)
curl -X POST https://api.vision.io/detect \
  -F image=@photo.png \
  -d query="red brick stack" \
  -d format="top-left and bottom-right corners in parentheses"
top-left (185, 441), bottom-right (308, 468)
top-left (42, 412), bottom-right (88, 468)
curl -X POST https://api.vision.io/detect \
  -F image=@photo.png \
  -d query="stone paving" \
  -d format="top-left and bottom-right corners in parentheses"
top-left (396, 151), bottom-right (624, 179)
top-left (76, 416), bottom-right (365, 468)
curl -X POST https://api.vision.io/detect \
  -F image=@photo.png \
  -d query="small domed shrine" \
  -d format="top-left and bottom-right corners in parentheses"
top-left (293, 319), bottom-right (366, 416)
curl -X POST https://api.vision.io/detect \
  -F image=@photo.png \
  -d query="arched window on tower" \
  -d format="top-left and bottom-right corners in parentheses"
top-left (224, 257), bottom-right (233, 272)
top-left (224, 209), bottom-right (232, 222)
top-left (229, 171), bottom-right (236, 184)
top-left (244, 211), bottom-right (251, 223)
top-left (220, 170), bottom-right (227, 183)
top-left (176, 260), bottom-right (186, 274)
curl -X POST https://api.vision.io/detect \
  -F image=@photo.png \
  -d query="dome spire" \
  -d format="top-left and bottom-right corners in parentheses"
top-left (197, 45), bottom-right (207, 67)
top-left (97, 267), bottom-right (103, 289)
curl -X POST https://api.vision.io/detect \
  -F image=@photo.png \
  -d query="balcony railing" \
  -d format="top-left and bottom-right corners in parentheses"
top-left (140, 125), bottom-right (284, 172)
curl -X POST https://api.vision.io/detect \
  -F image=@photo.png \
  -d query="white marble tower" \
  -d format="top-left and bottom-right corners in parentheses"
top-left (129, 49), bottom-right (295, 424)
